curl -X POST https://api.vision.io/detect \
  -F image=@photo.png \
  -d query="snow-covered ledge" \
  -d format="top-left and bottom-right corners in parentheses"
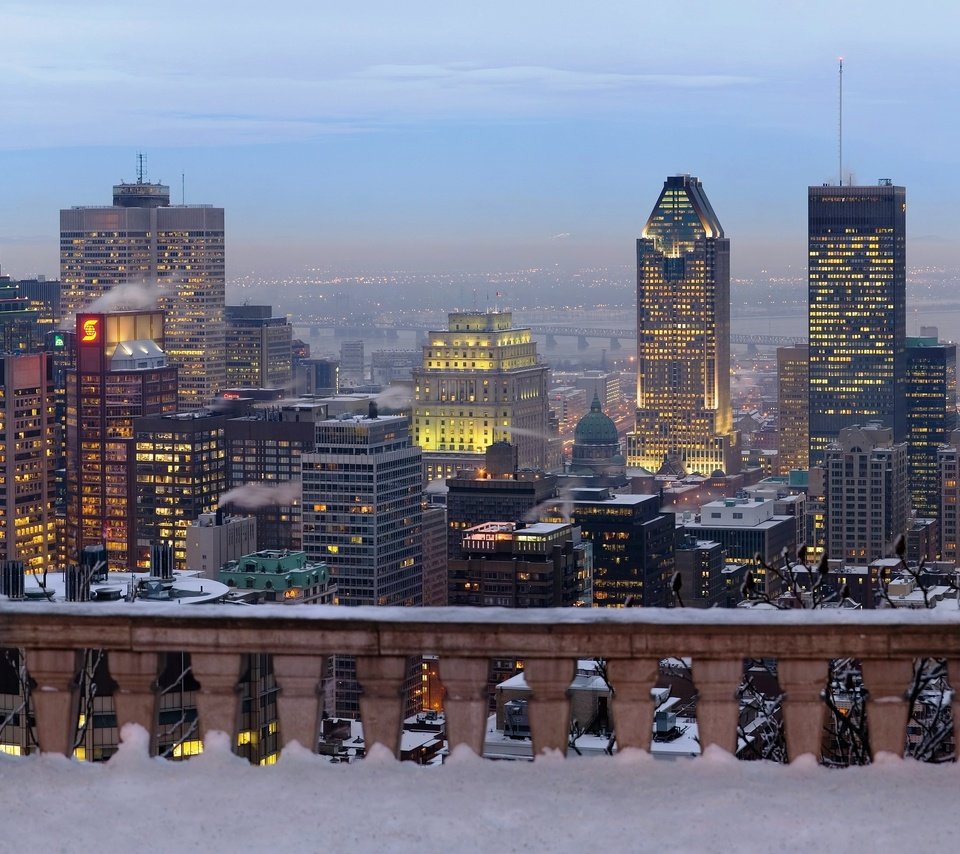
top-left (2, 603), bottom-right (959, 762)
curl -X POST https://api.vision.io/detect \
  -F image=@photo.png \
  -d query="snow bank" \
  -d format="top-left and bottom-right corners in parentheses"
top-left (1, 725), bottom-right (956, 853)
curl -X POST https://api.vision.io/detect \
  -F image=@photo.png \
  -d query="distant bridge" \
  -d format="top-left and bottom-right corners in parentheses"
top-left (295, 321), bottom-right (807, 348)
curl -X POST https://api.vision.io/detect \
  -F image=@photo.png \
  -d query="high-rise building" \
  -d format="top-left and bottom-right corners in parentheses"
top-left (0, 352), bottom-right (57, 573)
top-left (185, 511), bottom-right (257, 578)
top-left (65, 310), bottom-right (178, 569)
top-left (824, 424), bottom-right (909, 564)
top-left (0, 275), bottom-right (42, 353)
top-left (61, 176), bottom-right (225, 409)
top-left (224, 401), bottom-right (326, 551)
top-left (296, 357), bottom-right (339, 397)
top-left (938, 429), bottom-right (960, 564)
top-left (134, 411), bottom-right (227, 569)
top-left (421, 503), bottom-right (448, 607)
top-left (413, 310), bottom-right (552, 483)
top-left (808, 181), bottom-right (906, 466)
top-left (224, 305), bottom-right (293, 390)
top-left (777, 345), bottom-right (809, 475)
top-left (301, 408), bottom-right (422, 719)
top-left (626, 175), bottom-right (739, 476)
top-left (301, 409), bottom-right (422, 607)
top-left (905, 337), bottom-right (957, 518)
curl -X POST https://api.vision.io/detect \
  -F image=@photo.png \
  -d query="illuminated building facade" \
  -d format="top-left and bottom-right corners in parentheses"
top-left (412, 311), bottom-right (552, 483)
top-left (777, 345), bottom-right (809, 474)
top-left (808, 181), bottom-right (906, 466)
top-left (938, 430), bottom-right (960, 564)
top-left (0, 352), bottom-right (57, 573)
top-left (134, 411), bottom-right (227, 570)
top-left (65, 310), bottom-right (178, 569)
top-left (546, 489), bottom-right (674, 607)
top-left (905, 337), bottom-right (957, 518)
top-left (824, 424), bottom-right (909, 564)
top-left (301, 410), bottom-right (422, 718)
top-left (61, 178), bottom-right (225, 409)
top-left (627, 175), bottom-right (739, 476)
top-left (0, 276), bottom-right (42, 353)
top-left (224, 305), bottom-right (292, 390)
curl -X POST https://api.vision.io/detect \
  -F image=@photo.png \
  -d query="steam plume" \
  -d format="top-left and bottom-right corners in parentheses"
top-left (219, 481), bottom-right (301, 509)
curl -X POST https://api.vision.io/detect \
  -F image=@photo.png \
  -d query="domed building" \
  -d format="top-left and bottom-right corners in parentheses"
top-left (569, 393), bottom-right (626, 484)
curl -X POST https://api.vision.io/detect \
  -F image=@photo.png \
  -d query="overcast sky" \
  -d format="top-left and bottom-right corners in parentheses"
top-left (2, 0), bottom-right (959, 281)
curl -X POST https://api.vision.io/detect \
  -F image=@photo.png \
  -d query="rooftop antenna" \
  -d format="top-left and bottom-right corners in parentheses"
top-left (136, 152), bottom-right (146, 184)
top-left (838, 57), bottom-right (843, 187)
top-left (181, 171), bottom-right (185, 205)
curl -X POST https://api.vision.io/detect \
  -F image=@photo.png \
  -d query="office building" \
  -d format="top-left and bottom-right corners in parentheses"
top-left (302, 408), bottom-right (422, 718)
top-left (296, 357), bottom-right (339, 397)
top-left (0, 352), bottom-right (57, 573)
top-left (224, 401), bottom-right (326, 551)
top-left (938, 430), bottom-right (960, 564)
top-left (627, 174), bottom-right (739, 476)
top-left (824, 424), bottom-right (909, 564)
top-left (302, 409), bottom-right (422, 607)
top-left (575, 370), bottom-right (621, 411)
top-left (905, 337), bottom-right (957, 518)
top-left (445, 442), bottom-right (557, 560)
top-left (61, 175), bottom-right (225, 409)
top-left (546, 489), bottom-right (674, 607)
top-left (65, 310), bottom-right (178, 569)
top-left (219, 549), bottom-right (335, 605)
top-left (134, 411), bottom-right (227, 569)
top-left (0, 275), bottom-right (42, 353)
top-left (339, 339), bottom-right (365, 386)
top-left (421, 503), bottom-right (448, 606)
top-left (224, 305), bottom-right (293, 390)
top-left (15, 277), bottom-right (62, 330)
top-left (413, 310), bottom-right (552, 482)
top-left (808, 181), bottom-right (906, 466)
top-left (185, 511), bottom-right (257, 578)
top-left (449, 521), bottom-right (591, 607)
top-left (777, 344), bottom-right (809, 475)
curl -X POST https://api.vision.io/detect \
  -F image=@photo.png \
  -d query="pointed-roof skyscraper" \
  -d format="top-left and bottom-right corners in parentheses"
top-left (627, 174), bottom-right (739, 475)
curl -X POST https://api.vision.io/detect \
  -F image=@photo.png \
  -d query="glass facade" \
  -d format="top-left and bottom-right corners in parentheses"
top-left (627, 175), bottom-right (738, 475)
top-left (807, 183), bottom-right (907, 466)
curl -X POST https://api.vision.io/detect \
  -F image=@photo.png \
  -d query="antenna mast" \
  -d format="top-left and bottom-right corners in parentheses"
top-left (838, 57), bottom-right (843, 187)
top-left (136, 152), bottom-right (147, 184)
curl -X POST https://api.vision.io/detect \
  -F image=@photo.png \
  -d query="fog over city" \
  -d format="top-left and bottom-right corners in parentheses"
top-left (2, 0), bottom-right (959, 287)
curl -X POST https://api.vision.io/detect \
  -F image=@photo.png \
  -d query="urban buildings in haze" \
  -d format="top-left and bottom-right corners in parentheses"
top-left (627, 174), bottom-right (739, 476)
top-left (60, 176), bottom-right (226, 409)
top-left (807, 181), bottom-right (907, 466)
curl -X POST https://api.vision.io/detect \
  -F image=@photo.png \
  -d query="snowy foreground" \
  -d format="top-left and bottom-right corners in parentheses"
top-left (3, 726), bottom-right (957, 854)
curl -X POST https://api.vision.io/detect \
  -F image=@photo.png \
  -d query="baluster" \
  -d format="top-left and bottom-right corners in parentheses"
top-left (523, 658), bottom-right (575, 758)
top-left (861, 659), bottom-right (912, 758)
top-left (778, 659), bottom-right (829, 762)
top-left (273, 653), bottom-right (325, 753)
top-left (190, 652), bottom-right (243, 745)
top-left (437, 656), bottom-right (489, 756)
top-left (606, 658), bottom-right (658, 752)
top-left (693, 658), bottom-right (741, 755)
top-left (23, 648), bottom-right (78, 756)
top-left (356, 655), bottom-right (407, 757)
top-left (108, 651), bottom-right (160, 755)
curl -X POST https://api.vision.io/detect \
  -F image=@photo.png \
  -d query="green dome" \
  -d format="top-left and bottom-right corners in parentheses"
top-left (574, 393), bottom-right (619, 446)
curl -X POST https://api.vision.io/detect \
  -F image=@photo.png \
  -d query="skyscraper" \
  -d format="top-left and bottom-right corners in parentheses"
top-left (626, 175), bottom-right (739, 476)
top-left (906, 337), bottom-right (957, 518)
top-left (61, 176), bottom-right (225, 409)
top-left (777, 345), bottom-right (809, 474)
top-left (0, 352), bottom-right (57, 573)
top-left (224, 304), bottom-right (293, 390)
top-left (412, 310), bottom-right (552, 483)
top-left (807, 181), bottom-right (906, 466)
top-left (65, 310), bottom-right (178, 569)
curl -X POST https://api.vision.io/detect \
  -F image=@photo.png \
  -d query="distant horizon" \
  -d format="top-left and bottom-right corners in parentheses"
top-left (3, 2), bottom-right (959, 284)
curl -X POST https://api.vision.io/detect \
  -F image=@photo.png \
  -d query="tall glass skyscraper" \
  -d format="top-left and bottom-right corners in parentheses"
top-left (807, 181), bottom-right (906, 467)
top-left (627, 174), bottom-right (739, 475)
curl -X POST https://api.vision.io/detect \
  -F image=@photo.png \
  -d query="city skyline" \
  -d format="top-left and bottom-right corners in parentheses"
top-left (2, 1), bottom-right (960, 280)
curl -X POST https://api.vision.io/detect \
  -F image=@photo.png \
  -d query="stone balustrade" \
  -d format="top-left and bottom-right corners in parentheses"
top-left (2, 603), bottom-right (959, 762)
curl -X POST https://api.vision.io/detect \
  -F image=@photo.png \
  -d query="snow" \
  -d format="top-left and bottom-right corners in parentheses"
top-left (3, 725), bottom-right (958, 853)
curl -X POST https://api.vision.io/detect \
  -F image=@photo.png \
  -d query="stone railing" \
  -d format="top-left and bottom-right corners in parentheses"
top-left (2, 603), bottom-right (959, 761)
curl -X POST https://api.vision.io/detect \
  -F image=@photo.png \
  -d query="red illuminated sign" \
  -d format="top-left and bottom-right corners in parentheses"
top-left (78, 316), bottom-right (101, 345)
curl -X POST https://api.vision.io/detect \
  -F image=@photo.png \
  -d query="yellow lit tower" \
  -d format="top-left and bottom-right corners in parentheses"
top-left (412, 311), bottom-right (552, 483)
top-left (627, 174), bottom-right (739, 475)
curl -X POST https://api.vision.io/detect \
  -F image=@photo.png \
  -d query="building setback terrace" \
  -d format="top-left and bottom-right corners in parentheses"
top-left (1, 605), bottom-right (959, 852)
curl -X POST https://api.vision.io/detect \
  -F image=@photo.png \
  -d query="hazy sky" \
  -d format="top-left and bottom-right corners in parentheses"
top-left (2, 0), bottom-right (959, 281)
